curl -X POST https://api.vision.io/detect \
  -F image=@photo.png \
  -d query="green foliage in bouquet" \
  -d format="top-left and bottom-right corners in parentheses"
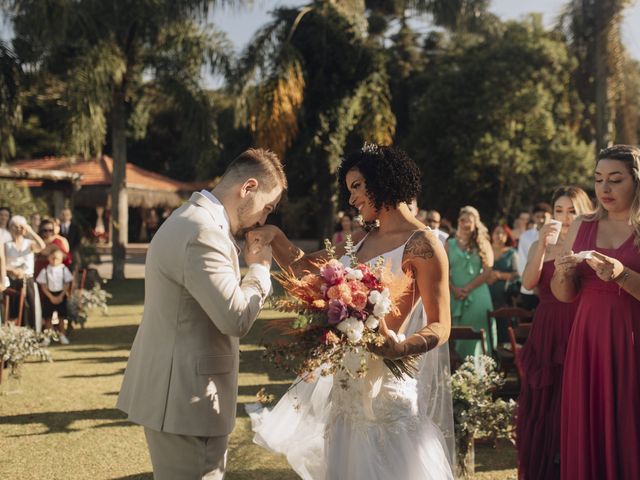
top-left (68, 284), bottom-right (112, 327)
top-left (0, 325), bottom-right (54, 379)
top-left (451, 355), bottom-right (516, 470)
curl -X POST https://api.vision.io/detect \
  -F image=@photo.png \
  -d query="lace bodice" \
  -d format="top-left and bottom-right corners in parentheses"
top-left (331, 236), bottom-right (423, 427)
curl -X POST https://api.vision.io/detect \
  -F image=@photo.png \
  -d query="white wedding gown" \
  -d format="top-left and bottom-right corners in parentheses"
top-left (248, 238), bottom-right (455, 480)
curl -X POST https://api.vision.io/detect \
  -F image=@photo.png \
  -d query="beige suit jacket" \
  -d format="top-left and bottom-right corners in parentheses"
top-left (117, 192), bottom-right (271, 437)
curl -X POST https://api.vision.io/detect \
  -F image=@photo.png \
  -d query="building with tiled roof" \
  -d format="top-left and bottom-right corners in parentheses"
top-left (10, 156), bottom-right (216, 243)
top-left (11, 155), bottom-right (198, 209)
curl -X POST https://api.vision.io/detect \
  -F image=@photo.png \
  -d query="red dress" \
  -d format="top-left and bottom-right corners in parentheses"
top-left (561, 220), bottom-right (640, 480)
top-left (516, 260), bottom-right (578, 480)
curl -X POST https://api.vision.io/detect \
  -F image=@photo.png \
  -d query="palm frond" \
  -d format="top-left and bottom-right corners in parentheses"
top-left (65, 40), bottom-right (126, 156)
top-left (0, 40), bottom-right (22, 162)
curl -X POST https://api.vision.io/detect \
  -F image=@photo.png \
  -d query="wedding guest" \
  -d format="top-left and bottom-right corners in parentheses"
top-left (1, 241), bottom-right (7, 293)
top-left (512, 211), bottom-right (531, 242)
top-left (487, 224), bottom-right (519, 309)
top-left (517, 202), bottom-right (552, 310)
top-left (59, 208), bottom-right (81, 267)
top-left (447, 206), bottom-right (496, 357)
top-left (35, 218), bottom-right (71, 278)
top-left (332, 213), bottom-right (354, 245)
top-left (516, 186), bottom-right (593, 480)
top-left (30, 212), bottom-right (41, 233)
top-left (0, 206), bottom-right (12, 244)
top-left (552, 145), bottom-right (640, 480)
top-left (36, 247), bottom-right (73, 344)
top-left (426, 209), bottom-right (449, 245)
top-left (4, 215), bottom-right (46, 330)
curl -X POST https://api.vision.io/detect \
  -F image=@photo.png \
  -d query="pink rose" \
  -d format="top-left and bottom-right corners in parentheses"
top-left (321, 259), bottom-right (346, 286)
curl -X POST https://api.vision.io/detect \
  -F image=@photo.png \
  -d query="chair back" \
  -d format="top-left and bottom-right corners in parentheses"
top-left (508, 323), bottom-right (532, 379)
top-left (487, 307), bottom-right (534, 346)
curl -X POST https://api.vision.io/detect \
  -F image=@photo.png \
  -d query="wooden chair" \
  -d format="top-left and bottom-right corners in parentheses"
top-left (2, 282), bottom-right (26, 326)
top-left (508, 323), bottom-right (532, 380)
top-left (488, 307), bottom-right (534, 377)
top-left (449, 326), bottom-right (487, 371)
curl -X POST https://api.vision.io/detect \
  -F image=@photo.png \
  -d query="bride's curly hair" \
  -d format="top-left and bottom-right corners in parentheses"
top-left (337, 144), bottom-right (422, 211)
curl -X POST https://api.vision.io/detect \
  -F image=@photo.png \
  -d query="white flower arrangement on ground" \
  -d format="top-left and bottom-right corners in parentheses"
top-left (0, 325), bottom-right (54, 380)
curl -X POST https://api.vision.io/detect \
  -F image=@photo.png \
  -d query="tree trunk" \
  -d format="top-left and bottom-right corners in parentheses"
top-left (111, 87), bottom-right (128, 280)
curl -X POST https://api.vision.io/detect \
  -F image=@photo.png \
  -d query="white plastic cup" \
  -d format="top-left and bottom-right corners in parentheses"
top-left (547, 219), bottom-right (562, 245)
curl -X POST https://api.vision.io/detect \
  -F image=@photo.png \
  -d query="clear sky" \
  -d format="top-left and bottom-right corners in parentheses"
top-left (212, 0), bottom-right (640, 60)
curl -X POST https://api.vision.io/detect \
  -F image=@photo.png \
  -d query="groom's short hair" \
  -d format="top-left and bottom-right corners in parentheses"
top-left (222, 149), bottom-right (287, 191)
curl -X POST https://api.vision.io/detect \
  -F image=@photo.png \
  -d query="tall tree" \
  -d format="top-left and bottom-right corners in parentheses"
top-left (3, 0), bottom-right (233, 279)
top-left (405, 17), bottom-right (593, 222)
top-left (560, 0), bottom-right (636, 151)
top-left (0, 40), bottom-right (21, 163)
top-left (235, 0), bottom-right (396, 238)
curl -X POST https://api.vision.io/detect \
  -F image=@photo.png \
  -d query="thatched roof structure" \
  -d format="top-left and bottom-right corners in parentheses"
top-left (10, 156), bottom-right (206, 209)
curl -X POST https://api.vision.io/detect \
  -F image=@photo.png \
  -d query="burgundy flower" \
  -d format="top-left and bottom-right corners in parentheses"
top-left (327, 299), bottom-right (348, 325)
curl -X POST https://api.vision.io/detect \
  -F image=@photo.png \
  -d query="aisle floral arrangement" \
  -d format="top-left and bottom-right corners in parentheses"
top-left (68, 283), bottom-right (112, 327)
top-left (0, 325), bottom-right (54, 382)
top-left (451, 355), bottom-right (516, 478)
top-left (263, 237), bottom-right (415, 387)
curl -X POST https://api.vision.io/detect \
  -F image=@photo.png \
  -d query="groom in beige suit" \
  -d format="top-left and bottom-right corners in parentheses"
top-left (117, 149), bottom-right (286, 479)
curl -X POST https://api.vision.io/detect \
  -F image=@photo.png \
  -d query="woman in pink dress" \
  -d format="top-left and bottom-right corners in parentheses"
top-left (552, 145), bottom-right (640, 480)
top-left (516, 186), bottom-right (593, 480)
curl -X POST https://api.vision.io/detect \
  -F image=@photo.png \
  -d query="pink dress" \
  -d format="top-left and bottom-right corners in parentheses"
top-left (561, 220), bottom-right (640, 480)
top-left (516, 260), bottom-right (578, 480)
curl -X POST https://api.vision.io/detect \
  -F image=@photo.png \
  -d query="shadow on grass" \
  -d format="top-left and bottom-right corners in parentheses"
top-left (62, 368), bottom-right (125, 379)
top-left (51, 355), bottom-right (129, 364)
top-left (239, 349), bottom-right (293, 382)
top-left (104, 279), bottom-right (145, 306)
top-left (226, 469), bottom-right (299, 480)
top-left (111, 474), bottom-right (153, 480)
top-left (1, 408), bottom-right (128, 435)
top-left (475, 439), bottom-right (518, 472)
top-left (70, 323), bottom-right (139, 347)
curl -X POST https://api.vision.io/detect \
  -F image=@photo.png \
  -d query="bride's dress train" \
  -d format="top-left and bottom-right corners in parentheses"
top-left (248, 240), bottom-right (455, 480)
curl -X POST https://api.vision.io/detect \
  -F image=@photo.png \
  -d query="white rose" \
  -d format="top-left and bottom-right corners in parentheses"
top-left (336, 316), bottom-right (364, 343)
top-left (365, 315), bottom-right (379, 330)
top-left (368, 290), bottom-right (381, 304)
top-left (345, 268), bottom-right (364, 281)
top-left (373, 298), bottom-right (391, 317)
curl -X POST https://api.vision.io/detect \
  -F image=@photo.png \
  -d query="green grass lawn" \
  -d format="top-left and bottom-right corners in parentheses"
top-left (0, 279), bottom-right (517, 480)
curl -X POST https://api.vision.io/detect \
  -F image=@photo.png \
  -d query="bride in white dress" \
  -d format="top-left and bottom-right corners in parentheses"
top-left (247, 145), bottom-right (455, 479)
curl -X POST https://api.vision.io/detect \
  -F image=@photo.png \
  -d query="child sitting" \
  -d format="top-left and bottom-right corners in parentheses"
top-left (36, 247), bottom-right (73, 344)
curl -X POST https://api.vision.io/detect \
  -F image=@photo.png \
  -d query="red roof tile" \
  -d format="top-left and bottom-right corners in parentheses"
top-left (11, 156), bottom-right (193, 192)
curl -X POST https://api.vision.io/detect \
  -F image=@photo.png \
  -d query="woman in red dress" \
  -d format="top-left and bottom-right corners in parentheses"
top-left (552, 145), bottom-right (640, 480)
top-left (34, 218), bottom-right (71, 278)
top-left (516, 186), bottom-right (593, 480)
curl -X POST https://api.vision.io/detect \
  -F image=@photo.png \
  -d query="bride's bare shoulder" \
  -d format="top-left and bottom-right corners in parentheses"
top-left (404, 229), bottom-right (443, 262)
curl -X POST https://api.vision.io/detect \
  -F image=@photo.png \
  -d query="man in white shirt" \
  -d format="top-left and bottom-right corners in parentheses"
top-left (517, 202), bottom-right (552, 310)
top-left (423, 209), bottom-right (449, 246)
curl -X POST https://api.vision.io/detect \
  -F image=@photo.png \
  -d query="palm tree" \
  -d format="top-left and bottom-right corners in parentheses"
top-left (3, 0), bottom-right (235, 279)
top-left (560, 0), bottom-right (636, 151)
top-left (235, 0), bottom-right (396, 238)
top-left (0, 40), bottom-right (21, 164)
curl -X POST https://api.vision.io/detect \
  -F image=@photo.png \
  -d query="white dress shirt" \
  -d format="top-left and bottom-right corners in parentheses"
top-left (36, 264), bottom-right (73, 291)
top-left (428, 227), bottom-right (449, 246)
top-left (517, 228), bottom-right (539, 295)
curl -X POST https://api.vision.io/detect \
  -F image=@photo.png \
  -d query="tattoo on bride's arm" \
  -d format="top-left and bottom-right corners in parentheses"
top-left (404, 232), bottom-right (436, 260)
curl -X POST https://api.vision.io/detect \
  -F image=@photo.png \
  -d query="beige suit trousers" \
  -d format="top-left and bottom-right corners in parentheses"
top-left (144, 427), bottom-right (228, 480)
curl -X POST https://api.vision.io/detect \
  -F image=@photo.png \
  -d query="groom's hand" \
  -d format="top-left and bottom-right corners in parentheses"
top-left (246, 225), bottom-right (279, 253)
top-left (244, 240), bottom-right (273, 269)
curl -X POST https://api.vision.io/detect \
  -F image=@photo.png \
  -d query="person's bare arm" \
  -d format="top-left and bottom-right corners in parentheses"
top-left (370, 230), bottom-right (451, 359)
top-left (247, 225), bottom-right (367, 276)
top-left (0, 244), bottom-right (6, 292)
top-left (551, 218), bottom-right (582, 302)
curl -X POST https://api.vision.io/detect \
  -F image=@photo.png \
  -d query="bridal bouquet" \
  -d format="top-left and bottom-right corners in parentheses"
top-left (263, 237), bottom-right (416, 385)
